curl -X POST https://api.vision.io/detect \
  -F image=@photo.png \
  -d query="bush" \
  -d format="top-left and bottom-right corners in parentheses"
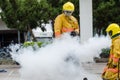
top-left (23, 41), bottom-right (43, 48)
top-left (100, 48), bottom-right (110, 58)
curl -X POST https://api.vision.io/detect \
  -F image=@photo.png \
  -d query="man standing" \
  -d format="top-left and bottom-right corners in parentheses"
top-left (54, 2), bottom-right (79, 38)
top-left (102, 23), bottom-right (120, 80)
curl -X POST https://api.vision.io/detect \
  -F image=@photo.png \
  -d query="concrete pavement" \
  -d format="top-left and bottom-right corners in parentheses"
top-left (0, 65), bottom-right (21, 80)
top-left (82, 62), bottom-right (106, 80)
top-left (0, 62), bottom-right (106, 80)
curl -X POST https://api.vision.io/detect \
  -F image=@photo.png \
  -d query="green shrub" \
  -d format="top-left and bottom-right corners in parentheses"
top-left (23, 41), bottom-right (43, 48)
top-left (100, 48), bottom-right (110, 58)
top-left (37, 42), bottom-right (43, 47)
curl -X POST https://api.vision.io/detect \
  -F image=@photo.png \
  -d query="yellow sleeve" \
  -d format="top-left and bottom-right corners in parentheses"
top-left (113, 39), bottom-right (120, 57)
top-left (54, 15), bottom-right (62, 37)
top-left (74, 21), bottom-right (80, 34)
top-left (71, 16), bottom-right (80, 33)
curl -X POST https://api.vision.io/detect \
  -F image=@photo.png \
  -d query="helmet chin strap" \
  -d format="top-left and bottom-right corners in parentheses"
top-left (111, 33), bottom-right (120, 39)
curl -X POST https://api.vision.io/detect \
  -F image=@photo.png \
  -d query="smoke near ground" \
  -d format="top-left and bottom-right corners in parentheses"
top-left (9, 34), bottom-right (111, 80)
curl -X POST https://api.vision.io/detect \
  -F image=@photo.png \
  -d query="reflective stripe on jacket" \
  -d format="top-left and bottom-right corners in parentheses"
top-left (109, 54), bottom-right (119, 64)
top-left (107, 68), bottom-right (118, 73)
top-left (54, 13), bottom-right (79, 37)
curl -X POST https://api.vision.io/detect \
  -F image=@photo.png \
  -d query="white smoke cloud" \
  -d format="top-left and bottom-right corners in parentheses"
top-left (9, 34), bottom-right (111, 80)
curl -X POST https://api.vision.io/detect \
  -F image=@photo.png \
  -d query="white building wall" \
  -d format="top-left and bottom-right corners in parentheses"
top-left (79, 0), bottom-right (93, 42)
top-left (0, 19), bottom-right (10, 30)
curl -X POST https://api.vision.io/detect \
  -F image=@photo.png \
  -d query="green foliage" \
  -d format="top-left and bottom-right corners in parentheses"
top-left (1, 0), bottom-right (119, 37)
top-left (101, 48), bottom-right (110, 54)
top-left (23, 41), bottom-right (43, 47)
top-left (100, 48), bottom-right (110, 58)
top-left (23, 41), bottom-right (35, 47)
top-left (0, 0), bottom-right (79, 31)
top-left (93, 0), bottom-right (120, 36)
top-left (37, 42), bottom-right (43, 47)
top-left (0, 0), bottom-right (17, 28)
top-left (0, 0), bottom-right (51, 31)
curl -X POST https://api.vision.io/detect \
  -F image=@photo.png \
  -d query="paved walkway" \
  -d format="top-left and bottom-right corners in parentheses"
top-left (0, 63), bottom-right (106, 80)
top-left (0, 65), bottom-right (21, 80)
top-left (82, 62), bottom-right (106, 80)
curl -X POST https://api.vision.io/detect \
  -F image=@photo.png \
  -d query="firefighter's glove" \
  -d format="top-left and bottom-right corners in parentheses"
top-left (70, 31), bottom-right (77, 37)
top-left (106, 63), bottom-right (110, 66)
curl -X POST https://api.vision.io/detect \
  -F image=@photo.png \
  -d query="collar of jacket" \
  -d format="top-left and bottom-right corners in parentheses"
top-left (111, 33), bottom-right (120, 39)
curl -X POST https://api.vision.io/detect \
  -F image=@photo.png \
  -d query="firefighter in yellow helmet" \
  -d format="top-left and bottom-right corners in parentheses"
top-left (54, 2), bottom-right (79, 38)
top-left (102, 23), bottom-right (120, 80)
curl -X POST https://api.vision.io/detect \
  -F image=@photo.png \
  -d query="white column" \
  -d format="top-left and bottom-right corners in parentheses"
top-left (79, 0), bottom-right (93, 42)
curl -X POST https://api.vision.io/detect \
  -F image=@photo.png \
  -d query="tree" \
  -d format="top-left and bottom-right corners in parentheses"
top-left (93, 0), bottom-right (120, 36)
top-left (1, 0), bottom-right (120, 40)
top-left (0, 0), bottom-right (51, 41)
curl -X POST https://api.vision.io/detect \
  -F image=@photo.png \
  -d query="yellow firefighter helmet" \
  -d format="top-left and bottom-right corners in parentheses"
top-left (106, 23), bottom-right (120, 38)
top-left (63, 2), bottom-right (75, 11)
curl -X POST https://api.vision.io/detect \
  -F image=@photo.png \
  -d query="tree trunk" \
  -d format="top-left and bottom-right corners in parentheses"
top-left (27, 25), bottom-right (37, 42)
top-left (51, 20), bottom-right (55, 38)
